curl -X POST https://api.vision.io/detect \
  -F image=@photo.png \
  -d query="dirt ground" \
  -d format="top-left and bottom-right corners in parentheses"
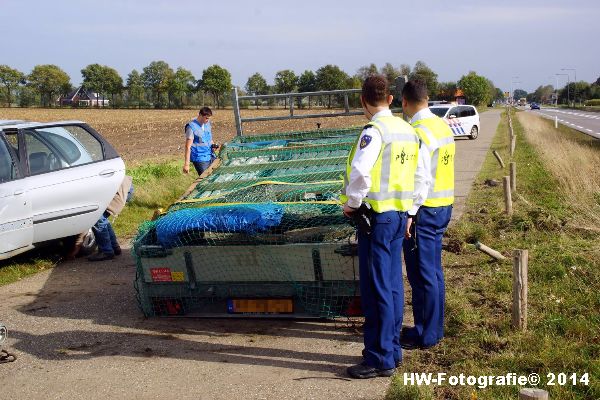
top-left (0, 252), bottom-right (390, 400)
top-left (0, 108), bottom-right (366, 165)
top-left (0, 109), bottom-right (502, 399)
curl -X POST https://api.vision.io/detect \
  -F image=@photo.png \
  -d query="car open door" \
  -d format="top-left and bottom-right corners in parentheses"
top-left (0, 133), bottom-right (33, 259)
top-left (20, 124), bottom-right (124, 243)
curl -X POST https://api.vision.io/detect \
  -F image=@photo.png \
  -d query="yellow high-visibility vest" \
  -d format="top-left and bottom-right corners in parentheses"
top-left (341, 115), bottom-right (419, 213)
top-left (412, 116), bottom-right (455, 207)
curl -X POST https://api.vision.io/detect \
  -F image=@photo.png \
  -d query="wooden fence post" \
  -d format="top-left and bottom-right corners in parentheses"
top-left (512, 249), bottom-right (528, 330)
top-left (503, 176), bottom-right (513, 215)
top-left (510, 134), bottom-right (516, 156)
top-left (493, 150), bottom-right (505, 168)
top-left (510, 162), bottom-right (517, 194)
top-left (520, 388), bottom-right (548, 399)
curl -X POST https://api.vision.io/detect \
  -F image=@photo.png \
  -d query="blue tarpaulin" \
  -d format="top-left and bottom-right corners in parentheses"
top-left (155, 203), bottom-right (284, 248)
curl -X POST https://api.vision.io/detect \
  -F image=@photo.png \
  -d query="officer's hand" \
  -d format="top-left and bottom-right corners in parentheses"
top-left (183, 164), bottom-right (190, 174)
top-left (405, 217), bottom-right (413, 239)
top-left (343, 204), bottom-right (357, 218)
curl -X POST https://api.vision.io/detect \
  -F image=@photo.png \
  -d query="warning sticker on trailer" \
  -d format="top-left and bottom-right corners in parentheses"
top-left (150, 268), bottom-right (173, 282)
top-left (171, 271), bottom-right (185, 282)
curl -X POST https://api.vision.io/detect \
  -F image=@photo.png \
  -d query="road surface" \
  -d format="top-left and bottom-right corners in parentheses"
top-left (528, 107), bottom-right (600, 139)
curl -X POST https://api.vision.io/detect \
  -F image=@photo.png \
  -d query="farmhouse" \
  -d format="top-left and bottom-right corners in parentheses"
top-left (58, 86), bottom-right (110, 107)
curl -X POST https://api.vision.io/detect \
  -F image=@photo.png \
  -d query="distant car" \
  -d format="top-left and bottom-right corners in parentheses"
top-left (530, 102), bottom-right (540, 110)
top-left (429, 104), bottom-right (481, 139)
top-left (0, 121), bottom-right (125, 260)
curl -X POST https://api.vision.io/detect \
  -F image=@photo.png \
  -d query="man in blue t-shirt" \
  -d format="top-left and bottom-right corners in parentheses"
top-left (183, 107), bottom-right (218, 175)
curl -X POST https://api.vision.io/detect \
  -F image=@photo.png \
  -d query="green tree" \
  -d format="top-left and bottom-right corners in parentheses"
top-left (528, 85), bottom-right (554, 104)
top-left (315, 64), bottom-right (349, 108)
top-left (126, 69), bottom-right (145, 108)
top-left (0, 65), bottom-right (25, 107)
top-left (274, 69), bottom-right (298, 108)
top-left (513, 89), bottom-right (528, 101)
top-left (380, 63), bottom-right (401, 86)
top-left (81, 64), bottom-right (123, 107)
top-left (436, 81), bottom-right (458, 101)
top-left (169, 67), bottom-right (195, 108)
top-left (298, 70), bottom-right (317, 108)
top-left (141, 61), bottom-right (174, 108)
top-left (458, 71), bottom-right (493, 106)
top-left (245, 72), bottom-right (269, 108)
top-left (409, 61), bottom-right (438, 99)
top-left (27, 64), bottom-right (71, 107)
top-left (356, 63), bottom-right (378, 81)
top-left (199, 64), bottom-right (232, 109)
top-left (399, 64), bottom-right (411, 77)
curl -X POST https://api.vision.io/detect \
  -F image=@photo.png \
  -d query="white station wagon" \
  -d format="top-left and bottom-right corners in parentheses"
top-left (0, 120), bottom-right (125, 260)
top-left (429, 104), bottom-right (481, 139)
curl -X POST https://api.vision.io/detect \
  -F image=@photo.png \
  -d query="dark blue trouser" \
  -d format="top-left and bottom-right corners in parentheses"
top-left (192, 160), bottom-right (211, 176)
top-left (93, 211), bottom-right (119, 255)
top-left (403, 205), bottom-right (452, 347)
top-left (358, 210), bottom-right (406, 370)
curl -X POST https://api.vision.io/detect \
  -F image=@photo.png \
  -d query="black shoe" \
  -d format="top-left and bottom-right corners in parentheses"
top-left (395, 359), bottom-right (402, 368)
top-left (113, 246), bottom-right (122, 256)
top-left (347, 363), bottom-right (395, 379)
top-left (88, 252), bottom-right (114, 262)
top-left (401, 339), bottom-right (437, 350)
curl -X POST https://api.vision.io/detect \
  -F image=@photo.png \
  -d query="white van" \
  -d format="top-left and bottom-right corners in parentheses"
top-left (429, 105), bottom-right (481, 139)
top-left (0, 121), bottom-right (125, 260)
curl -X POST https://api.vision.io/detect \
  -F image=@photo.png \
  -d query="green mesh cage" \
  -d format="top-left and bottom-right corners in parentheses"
top-left (133, 127), bottom-right (363, 317)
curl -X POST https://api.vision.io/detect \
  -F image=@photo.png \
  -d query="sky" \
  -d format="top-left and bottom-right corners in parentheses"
top-left (0, 0), bottom-right (598, 93)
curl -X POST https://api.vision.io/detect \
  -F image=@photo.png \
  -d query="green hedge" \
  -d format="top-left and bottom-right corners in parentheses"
top-left (584, 99), bottom-right (600, 106)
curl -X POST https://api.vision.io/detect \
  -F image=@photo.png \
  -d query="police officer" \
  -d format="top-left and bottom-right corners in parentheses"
top-left (341, 75), bottom-right (423, 379)
top-left (401, 79), bottom-right (455, 350)
top-left (183, 107), bottom-right (217, 175)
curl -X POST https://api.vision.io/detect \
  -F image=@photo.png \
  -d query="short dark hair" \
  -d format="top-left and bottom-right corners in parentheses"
top-left (199, 106), bottom-right (213, 116)
top-left (402, 79), bottom-right (429, 104)
top-left (362, 74), bottom-right (389, 106)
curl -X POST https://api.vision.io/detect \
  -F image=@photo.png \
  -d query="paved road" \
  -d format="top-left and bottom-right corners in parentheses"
top-left (451, 108), bottom-right (502, 222)
top-left (528, 107), bottom-right (600, 139)
top-left (0, 111), bottom-right (503, 400)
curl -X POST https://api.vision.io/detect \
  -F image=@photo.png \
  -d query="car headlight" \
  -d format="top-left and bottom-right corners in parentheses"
top-left (0, 323), bottom-right (7, 345)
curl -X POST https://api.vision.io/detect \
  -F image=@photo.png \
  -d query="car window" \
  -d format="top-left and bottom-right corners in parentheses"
top-left (5, 132), bottom-right (20, 160)
top-left (0, 138), bottom-right (17, 182)
top-left (467, 107), bottom-right (476, 117)
top-left (24, 132), bottom-right (65, 175)
top-left (430, 108), bottom-right (449, 118)
top-left (32, 125), bottom-right (103, 166)
top-left (448, 107), bottom-right (460, 118)
top-left (457, 107), bottom-right (470, 118)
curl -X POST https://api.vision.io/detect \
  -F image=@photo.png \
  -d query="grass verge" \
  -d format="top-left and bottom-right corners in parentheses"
top-left (0, 160), bottom-right (195, 286)
top-left (387, 108), bottom-right (600, 399)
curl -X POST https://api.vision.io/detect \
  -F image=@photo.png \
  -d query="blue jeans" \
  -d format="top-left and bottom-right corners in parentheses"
top-left (358, 210), bottom-right (406, 370)
top-left (93, 211), bottom-right (119, 255)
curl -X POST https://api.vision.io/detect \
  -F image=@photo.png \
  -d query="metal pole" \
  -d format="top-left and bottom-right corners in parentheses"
top-left (289, 95), bottom-right (294, 117)
top-left (232, 87), bottom-right (243, 136)
top-left (344, 93), bottom-right (349, 113)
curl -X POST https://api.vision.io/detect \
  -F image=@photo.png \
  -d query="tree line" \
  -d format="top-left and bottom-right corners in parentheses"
top-left (0, 60), bottom-right (512, 109)
top-left (519, 77), bottom-right (600, 106)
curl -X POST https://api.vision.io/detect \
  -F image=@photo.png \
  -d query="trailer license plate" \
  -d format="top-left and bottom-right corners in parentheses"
top-left (227, 299), bottom-right (293, 314)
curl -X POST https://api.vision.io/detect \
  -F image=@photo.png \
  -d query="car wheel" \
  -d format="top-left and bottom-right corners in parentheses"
top-left (77, 229), bottom-right (97, 257)
top-left (469, 126), bottom-right (479, 140)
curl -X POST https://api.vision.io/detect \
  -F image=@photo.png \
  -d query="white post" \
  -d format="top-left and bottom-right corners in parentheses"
top-left (555, 116), bottom-right (558, 129)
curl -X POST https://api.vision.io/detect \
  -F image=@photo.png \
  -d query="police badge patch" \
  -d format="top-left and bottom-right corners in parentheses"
top-left (359, 134), bottom-right (372, 149)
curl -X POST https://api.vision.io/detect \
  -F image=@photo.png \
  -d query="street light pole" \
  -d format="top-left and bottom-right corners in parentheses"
top-left (561, 68), bottom-right (576, 105)
top-left (556, 73), bottom-right (569, 106)
top-left (511, 76), bottom-right (519, 104)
